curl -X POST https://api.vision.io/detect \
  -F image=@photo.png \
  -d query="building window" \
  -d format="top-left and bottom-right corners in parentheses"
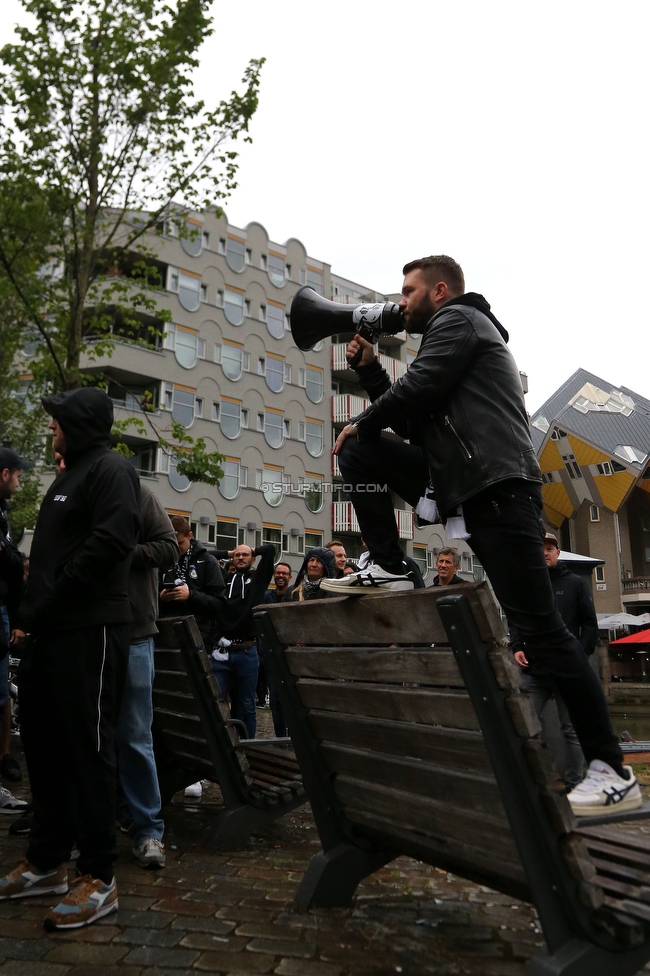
top-left (284, 363), bottom-right (291, 384)
top-left (174, 325), bottom-right (202, 369)
top-left (562, 454), bottom-right (582, 480)
top-left (224, 286), bottom-right (245, 326)
top-left (215, 340), bottom-right (248, 381)
top-left (594, 566), bottom-right (606, 583)
top-left (283, 419), bottom-right (291, 438)
top-left (167, 267), bottom-right (202, 312)
top-left (216, 289), bottom-right (224, 307)
top-left (265, 353), bottom-right (285, 393)
top-left (225, 235), bottom-right (246, 273)
top-left (305, 266), bottom-right (323, 295)
top-left (590, 505), bottom-right (600, 522)
top-left (305, 366), bottom-right (324, 403)
top-left (412, 545), bottom-right (428, 580)
top-left (262, 524), bottom-right (282, 558)
top-left (305, 530), bottom-right (323, 551)
top-left (596, 462), bottom-right (613, 476)
top-left (264, 408), bottom-right (284, 449)
top-left (163, 383), bottom-right (195, 428)
top-left (245, 248), bottom-right (252, 265)
top-left (266, 301), bottom-right (285, 339)
top-left (267, 251), bottom-right (285, 288)
top-left (305, 419), bottom-right (323, 457)
top-left (259, 467), bottom-right (286, 507)
top-left (216, 518), bottom-right (238, 551)
top-left (180, 218), bottom-right (203, 257)
top-left (218, 238), bottom-right (226, 254)
top-left (200, 284), bottom-right (208, 303)
top-left (300, 474), bottom-right (323, 514)
top-left (168, 458), bottom-right (191, 492)
top-left (219, 458), bottom-right (246, 500)
top-left (220, 397), bottom-right (243, 440)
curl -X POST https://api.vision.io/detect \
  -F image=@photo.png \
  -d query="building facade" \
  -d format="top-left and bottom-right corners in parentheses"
top-left (39, 208), bottom-right (484, 582)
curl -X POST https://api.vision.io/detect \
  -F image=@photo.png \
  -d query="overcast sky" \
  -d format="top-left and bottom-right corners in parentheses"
top-left (2, 0), bottom-right (648, 413)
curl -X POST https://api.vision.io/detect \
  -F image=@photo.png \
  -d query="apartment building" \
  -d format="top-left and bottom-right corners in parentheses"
top-left (72, 208), bottom-right (479, 582)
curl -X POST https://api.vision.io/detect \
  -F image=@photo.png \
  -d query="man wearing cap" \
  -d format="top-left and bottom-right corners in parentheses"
top-left (0, 388), bottom-right (140, 930)
top-left (509, 533), bottom-right (599, 792)
top-left (0, 448), bottom-right (30, 804)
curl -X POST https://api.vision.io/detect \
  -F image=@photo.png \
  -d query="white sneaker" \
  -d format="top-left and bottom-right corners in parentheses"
top-left (184, 781), bottom-right (202, 798)
top-left (320, 564), bottom-right (414, 595)
top-left (132, 837), bottom-right (166, 869)
top-left (0, 786), bottom-right (28, 814)
top-left (568, 760), bottom-right (642, 817)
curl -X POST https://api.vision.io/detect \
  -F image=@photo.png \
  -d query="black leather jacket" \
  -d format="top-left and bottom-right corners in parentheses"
top-left (352, 296), bottom-right (541, 520)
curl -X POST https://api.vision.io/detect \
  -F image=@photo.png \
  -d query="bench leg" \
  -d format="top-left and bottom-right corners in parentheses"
top-left (526, 938), bottom-right (650, 976)
top-left (296, 844), bottom-right (394, 910)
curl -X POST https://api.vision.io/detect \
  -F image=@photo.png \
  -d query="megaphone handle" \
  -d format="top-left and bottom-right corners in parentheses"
top-left (347, 347), bottom-right (363, 369)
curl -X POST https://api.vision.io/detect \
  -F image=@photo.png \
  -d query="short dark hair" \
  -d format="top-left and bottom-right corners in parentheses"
top-left (170, 515), bottom-right (191, 536)
top-left (438, 546), bottom-right (460, 568)
top-left (402, 255), bottom-right (465, 296)
top-left (274, 561), bottom-right (292, 575)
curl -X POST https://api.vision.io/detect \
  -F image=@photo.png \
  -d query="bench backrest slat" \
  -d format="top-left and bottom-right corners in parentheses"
top-left (285, 646), bottom-right (463, 685)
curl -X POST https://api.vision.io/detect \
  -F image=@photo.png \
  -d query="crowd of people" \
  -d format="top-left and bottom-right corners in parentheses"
top-left (0, 253), bottom-right (637, 933)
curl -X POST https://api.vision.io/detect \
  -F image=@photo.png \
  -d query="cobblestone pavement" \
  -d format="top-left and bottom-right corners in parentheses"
top-left (0, 720), bottom-right (648, 976)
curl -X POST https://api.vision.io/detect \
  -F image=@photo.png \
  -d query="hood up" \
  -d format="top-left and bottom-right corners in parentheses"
top-left (42, 388), bottom-right (114, 466)
top-left (295, 546), bottom-right (337, 587)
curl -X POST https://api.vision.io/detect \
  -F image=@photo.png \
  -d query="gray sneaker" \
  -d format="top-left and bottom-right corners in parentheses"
top-left (0, 785), bottom-right (28, 814)
top-left (132, 837), bottom-right (166, 869)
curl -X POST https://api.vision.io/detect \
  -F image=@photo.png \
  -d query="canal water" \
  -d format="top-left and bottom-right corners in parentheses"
top-left (609, 705), bottom-right (650, 741)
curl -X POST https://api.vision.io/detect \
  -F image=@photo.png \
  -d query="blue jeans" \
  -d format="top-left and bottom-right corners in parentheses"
top-left (211, 645), bottom-right (258, 739)
top-left (115, 637), bottom-right (164, 843)
top-left (0, 606), bottom-right (10, 708)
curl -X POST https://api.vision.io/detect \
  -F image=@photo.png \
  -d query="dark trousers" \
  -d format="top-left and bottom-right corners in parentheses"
top-left (257, 643), bottom-right (288, 738)
top-left (19, 624), bottom-right (129, 882)
top-left (338, 435), bottom-right (622, 770)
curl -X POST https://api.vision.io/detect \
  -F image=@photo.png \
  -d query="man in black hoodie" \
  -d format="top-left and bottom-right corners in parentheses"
top-left (0, 388), bottom-right (140, 929)
top-left (323, 255), bottom-right (636, 818)
top-left (510, 533), bottom-right (598, 791)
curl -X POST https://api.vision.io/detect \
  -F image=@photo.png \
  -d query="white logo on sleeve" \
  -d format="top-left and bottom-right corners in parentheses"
top-left (53, 495), bottom-right (68, 502)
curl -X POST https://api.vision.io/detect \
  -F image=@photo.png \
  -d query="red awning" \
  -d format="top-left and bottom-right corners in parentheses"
top-left (609, 628), bottom-right (650, 645)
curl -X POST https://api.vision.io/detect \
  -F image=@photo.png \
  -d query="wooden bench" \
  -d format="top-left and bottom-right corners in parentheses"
top-left (152, 615), bottom-right (307, 848)
top-left (256, 583), bottom-right (650, 976)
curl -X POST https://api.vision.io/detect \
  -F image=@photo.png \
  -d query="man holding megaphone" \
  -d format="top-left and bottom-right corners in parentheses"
top-left (317, 254), bottom-right (636, 819)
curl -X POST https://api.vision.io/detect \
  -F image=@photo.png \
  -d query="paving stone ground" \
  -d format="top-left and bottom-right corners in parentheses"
top-left (1, 716), bottom-right (649, 976)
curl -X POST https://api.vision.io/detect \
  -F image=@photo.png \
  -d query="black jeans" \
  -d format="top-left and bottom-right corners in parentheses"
top-left (19, 623), bottom-right (129, 882)
top-left (338, 435), bottom-right (622, 770)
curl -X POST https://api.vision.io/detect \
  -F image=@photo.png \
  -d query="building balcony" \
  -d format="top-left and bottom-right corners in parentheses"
top-left (332, 501), bottom-right (413, 540)
top-left (331, 344), bottom-right (408, 382)
top-left (622, 577), bottom-right (650, 593)
top-left (332, 393), bottom-right (370, 424)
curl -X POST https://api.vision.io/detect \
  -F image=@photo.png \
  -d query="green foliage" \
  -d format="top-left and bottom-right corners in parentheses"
top-left (0, 0), bottom-right (263, 489)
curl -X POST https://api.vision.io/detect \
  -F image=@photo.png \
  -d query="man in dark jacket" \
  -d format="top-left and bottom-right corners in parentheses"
top-left (322, 255), bottom-right (636, 818)
top-left (510, 533), bottom-right (598, 790)
top-left (432, 548), bottom-right (464, 587)
top-left (159, 516), bottom-right (224, 649)
top-left (209, 544), bottom-right (275, 739)
top-left (117, 485), bottom-right (178, 868)
top-left (0, 448), bottom-right (29, 799)
top-left (259, 562), bottom-right (294, 737)
top-left (0, 388), bottom-right (140, 928)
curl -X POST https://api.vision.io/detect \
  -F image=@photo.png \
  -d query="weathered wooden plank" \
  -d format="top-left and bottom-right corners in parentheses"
top-left (284, 646), bottom-right (440, 680)
top-left (505, 695), bottom-right (542, 738)
top-left (602, 895), bottom-right (650, 925)
top-left (307, 710), bottom-right (493, 773)
top-left (334, 775), bottom-right (520, 864)
top-left (592, 856), bottom-right (650, 888)
top-left (581, 836), bottom-right (650, 871)
top-left (154, 670), bottom-right (192, 695)
top-left (319, 743), bottom-right (507, 819)
top-left (153, 690), bottom-right (199, 717)
top-left (153, 708), bottom-right (205, 741)
top-left (261, 582), bottom-right (504, 646)
top-left (595, 875), bottom-right (650, 904)
top-left (297, 680), bottom-right (480, 730)
top-left (580, 825), bottom-right (650, 856)
top-left (155, 729), bottom-right (213, 763)
top-left (154, 649), bottom-right (185, 672)
top-left (284, 647), bottom-right (464, 686)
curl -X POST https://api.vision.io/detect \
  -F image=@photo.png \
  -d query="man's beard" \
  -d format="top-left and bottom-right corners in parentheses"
top-left (407, 296), bottom-right (436, 333)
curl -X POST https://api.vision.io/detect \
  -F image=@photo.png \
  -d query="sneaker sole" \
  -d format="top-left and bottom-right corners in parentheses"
top-left (320, 581), bottom-right (414, 595)
top-left (571, 791), bottom-right (643, 817)
top-left (0, 807), bottom-right (29, 815)
top-left (0, 882), bottom-right (68, 900)
top-left (135, 857), bottom-right (166, 869)
top-left (43, 897), bottom-right (118, 930)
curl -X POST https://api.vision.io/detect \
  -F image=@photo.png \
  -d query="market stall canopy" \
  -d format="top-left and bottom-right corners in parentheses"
top-left (598, 612), bottom-right (650, 628)
top-left (610, 628), bottom-right (650, 645)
